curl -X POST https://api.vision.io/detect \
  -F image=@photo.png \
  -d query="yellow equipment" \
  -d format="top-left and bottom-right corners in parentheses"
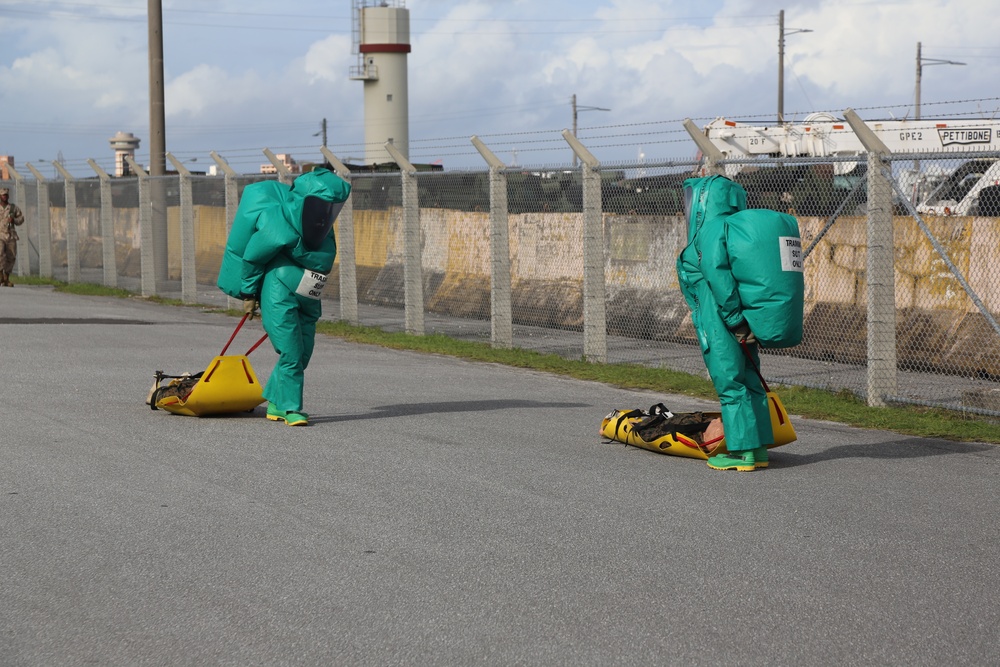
top-left (600, 392), bottom-right (796, 460)
top-left (602, 341), bottom-right (796, 458)
top-left (150, 314), bottom-right (268, 417)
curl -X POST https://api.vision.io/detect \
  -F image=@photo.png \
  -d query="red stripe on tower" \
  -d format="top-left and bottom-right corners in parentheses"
top-left (360, 43), bottom-right (411, 53)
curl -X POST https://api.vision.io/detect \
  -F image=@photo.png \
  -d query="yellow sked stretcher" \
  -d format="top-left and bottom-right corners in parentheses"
top-left (600, 392), bottom-right (796, 460)
top-left (154, 354), bottom-right (265, 416)
top-left (149, 314), bottom-right (268, 417)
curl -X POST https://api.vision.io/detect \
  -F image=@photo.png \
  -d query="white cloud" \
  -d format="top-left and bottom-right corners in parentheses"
top-left (166, 65), bottom-right (264, 117)
top-left (303, 35), bottom-right (354, 84)
top-left (0, 0), bottom-right (997, 172)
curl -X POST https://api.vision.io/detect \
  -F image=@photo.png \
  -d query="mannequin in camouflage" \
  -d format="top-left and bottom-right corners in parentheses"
top-left (0, 187), bottom-right (25, 287)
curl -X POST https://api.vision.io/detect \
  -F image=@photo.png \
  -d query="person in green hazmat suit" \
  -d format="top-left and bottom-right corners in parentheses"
top-left (217, 168), bottom-right (351, 426)
top-left (676, 174), bottom-right (804, 471)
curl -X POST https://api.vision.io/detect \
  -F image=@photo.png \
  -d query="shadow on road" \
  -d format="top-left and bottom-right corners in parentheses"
top-left (310, 399), bottom-right (591, 424)
top-left (773, 437), bottom-right (995, 467)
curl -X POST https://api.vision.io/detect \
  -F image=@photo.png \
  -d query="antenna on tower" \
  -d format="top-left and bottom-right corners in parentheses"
top-left (351, 0), bottom-right (362, 55)
top-left (348, 0), bottom-right (411, 164)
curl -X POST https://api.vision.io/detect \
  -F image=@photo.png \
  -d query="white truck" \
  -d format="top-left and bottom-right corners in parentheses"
top-left (701, 113), bottom-right (1000, 216)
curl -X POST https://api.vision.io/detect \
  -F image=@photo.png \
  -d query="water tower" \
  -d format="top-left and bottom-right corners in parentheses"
top-left (108, 131), bottom-right (141, 176)
top-left (349, 0), bottom-right (410, 165)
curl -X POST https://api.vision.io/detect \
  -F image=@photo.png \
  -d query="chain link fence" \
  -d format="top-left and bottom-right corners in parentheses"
top-left (4, 131), bottom-right (1000, 416)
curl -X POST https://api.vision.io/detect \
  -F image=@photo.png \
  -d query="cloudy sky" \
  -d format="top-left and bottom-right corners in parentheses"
top-left (1, 0), bottom-right (997, 176)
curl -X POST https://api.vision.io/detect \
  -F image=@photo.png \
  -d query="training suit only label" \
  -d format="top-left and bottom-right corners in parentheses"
top-left (779, 236), bottom-right (804, 272)
top-left (295, 270), bottom-right (328, 299)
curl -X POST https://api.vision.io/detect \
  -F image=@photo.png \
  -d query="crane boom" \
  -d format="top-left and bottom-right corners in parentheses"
top-left (701, 113), bottom-right (1000, 216)
top-left (703, 113), bottom-right (1000, 158)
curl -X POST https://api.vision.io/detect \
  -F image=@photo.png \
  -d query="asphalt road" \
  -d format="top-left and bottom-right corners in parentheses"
top-left (1, 286), bottom-right (998, 666)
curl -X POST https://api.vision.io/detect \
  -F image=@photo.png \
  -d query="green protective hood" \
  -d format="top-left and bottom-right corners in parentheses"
top-left (281, 168), bottom-right (351, 238)
top-left (216, 169), bottom-right (352, 300)
top-left (683, 175), bottom-right (747, 244)
top-left (676, 175), bottom-right (749, 345)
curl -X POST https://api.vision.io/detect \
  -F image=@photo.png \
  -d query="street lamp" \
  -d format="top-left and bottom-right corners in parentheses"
top-left (915, 41), bottom-right (965, 121)
top-left (571, 93), bottom-right (610, 166)
top-left (35, 158), bottom-right (57, 177)
top-left (778, 9), bottom-right (812, 125)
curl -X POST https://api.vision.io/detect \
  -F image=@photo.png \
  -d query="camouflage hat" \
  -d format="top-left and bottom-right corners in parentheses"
top-left (0, 188), bottom-right (8, 195)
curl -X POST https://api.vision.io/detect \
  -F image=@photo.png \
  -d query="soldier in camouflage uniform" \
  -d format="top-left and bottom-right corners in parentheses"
top-left (0, 187), bottom-right (25, 287)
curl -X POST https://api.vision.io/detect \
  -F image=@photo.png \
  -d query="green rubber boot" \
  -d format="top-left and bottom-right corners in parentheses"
top-left (753, 446), bottom-right (769, 469)
top-left (282, 412), bottom-right (308, 426)
top-left (707, 447), bottom-right (762, 471)
top-left (266, 404), bottom-right (309, 426)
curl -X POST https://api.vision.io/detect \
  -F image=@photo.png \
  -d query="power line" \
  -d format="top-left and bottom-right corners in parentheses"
top-left (9, 97), bottom-right (1000, 176)
top-left (0, 3), bottom-right (776, 36)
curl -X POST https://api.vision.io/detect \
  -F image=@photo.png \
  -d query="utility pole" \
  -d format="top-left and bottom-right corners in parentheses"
top-left (913, 41), bottom-right (965, 174)
top-left (778, 9), bottom-right (812, 125)
top-left (915, 41), bottom-right (965, 122)
top-left (570, 94), bottom-right (610, 167)
top-left (315, 118), bottom-right (328, 147)
top-left (147, 0), bottom-right (168, 285)
top-left (572, 94), bottom-right (577, 142)
top-left (778, 10), bottom-right (784, 125)
top-left (147, 0), bottom-right (165, 177)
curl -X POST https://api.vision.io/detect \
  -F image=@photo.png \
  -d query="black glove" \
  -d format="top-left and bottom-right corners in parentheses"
top-left (243, 298), bottom-right (259, 321)
top-left (730, 320), bottom-right (756, 345)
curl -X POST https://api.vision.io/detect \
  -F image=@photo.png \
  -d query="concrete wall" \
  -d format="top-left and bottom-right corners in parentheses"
top-left (49, 205), bottom-right (226, 282)
top-left (43, 203), bottom-right (1000, 376)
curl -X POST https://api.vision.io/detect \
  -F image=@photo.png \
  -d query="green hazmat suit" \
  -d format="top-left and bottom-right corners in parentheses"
top-left (217, 168), bottom-right (351, 415)
top-left (676, 175), bottom-right (804, 452)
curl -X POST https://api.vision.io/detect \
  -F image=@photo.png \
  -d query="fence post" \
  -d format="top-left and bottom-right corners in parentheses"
top-left (320, 147), bottom-right (358, 326)
top-left (562, 130), bottom-right (607, 363)
top-left (262, 148), bottom-right (293, 186)
top-left (210, 152), bottom-right (241, 311)
top-left (125, 156), bottom-right (156, 297)
top-left (167, 153), bottom-right (197, 303)
top-left (470, 136), bottom-right (513, 349)
top-left (844, 108), bottom-right (898, 407)
top-left (5, 164), bottom-right (30, 277)
top-left (682, 118), bottom-right (727, 177)
top-left (87, 160), bottom-right (118, 288)
top-left (384, 141), bottom-right (424, 335)
top-left (26, 163), bottom-right (53, 278)
top-left (52, 162), bottom-right (80, 283)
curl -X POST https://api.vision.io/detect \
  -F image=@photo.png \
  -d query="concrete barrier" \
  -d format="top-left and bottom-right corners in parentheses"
top-left (46, 203), bottom-right (1000, 376)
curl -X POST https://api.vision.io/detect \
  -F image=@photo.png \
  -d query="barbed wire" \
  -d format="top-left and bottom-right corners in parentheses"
top-left (11, 97), bottom-right (1000, 177)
